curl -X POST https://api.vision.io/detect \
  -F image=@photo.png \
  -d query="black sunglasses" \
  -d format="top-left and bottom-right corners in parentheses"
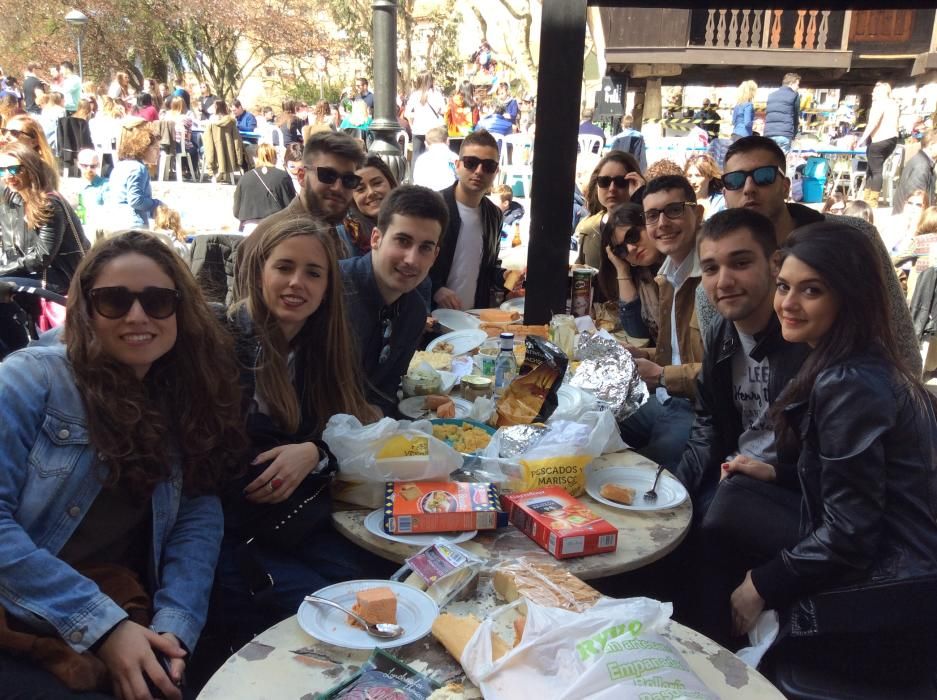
top-left (596, 175), bottom-right (632, 189)
top-left (0, 128), bottom-right (25, 139)
top-left (722, 166), bottom-right (782, 191)
top-left (611, 227), bottom-right (643, 258)
top-left (644, 201), bottom-right (693, 225)
top-left (88, 286), bottom-right (180, 319)
top-left (460, 155), bottom-right (499, 174)
top-left (0, 164), bottom-right (22, 177)
top-left (315, 166), bottom-right (362, 189)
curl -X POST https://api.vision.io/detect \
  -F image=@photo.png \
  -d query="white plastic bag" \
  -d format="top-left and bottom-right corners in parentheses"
top-left (463, 598), bottom-right (718, 700)
top-left (323, 414), bottom-right (463, 507)
top-left (480, 410), bottom-right (626, 496)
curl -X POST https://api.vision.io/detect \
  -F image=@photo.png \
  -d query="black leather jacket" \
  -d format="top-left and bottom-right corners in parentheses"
top-left (673, 313), bottom-right (808, 509)
top-left (0, 188), bottom-right (87, 295)
top-left (752, 353), bottom-right (937, 636)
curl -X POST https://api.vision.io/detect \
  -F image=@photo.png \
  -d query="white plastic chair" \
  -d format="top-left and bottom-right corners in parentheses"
top-left (578, 134), bottom-right (604, 155)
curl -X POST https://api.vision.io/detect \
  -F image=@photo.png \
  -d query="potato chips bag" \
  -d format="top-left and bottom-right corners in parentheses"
top-left (495, 337), bottom-right (568, 427)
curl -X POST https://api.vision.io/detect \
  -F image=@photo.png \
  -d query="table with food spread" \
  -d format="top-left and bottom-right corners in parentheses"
top-left (198, 299), bottom-right (786, 698)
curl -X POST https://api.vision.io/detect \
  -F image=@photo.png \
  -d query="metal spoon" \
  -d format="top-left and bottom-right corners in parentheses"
top-left (303, 595), bottom-right (404, 639)
top-left (644, 464), bottom-right (666, 502)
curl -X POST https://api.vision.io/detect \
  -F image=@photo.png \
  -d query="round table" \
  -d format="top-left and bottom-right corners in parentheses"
top-left (197, 608), bottom-right (784, 699)
top-left (332, 450), bottom-right (692, 580)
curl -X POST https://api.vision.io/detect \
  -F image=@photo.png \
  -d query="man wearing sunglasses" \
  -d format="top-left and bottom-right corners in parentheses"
top-left (697, 135), bottom-right (920, 375)
top-left (237, 132), bottom-right (366, 281)
top-left (341, 185), bottom-right (447, 415)
top-left (619, 175), bottom-right (704, 467)
top-left (429, 129), bottom-right (504, 310)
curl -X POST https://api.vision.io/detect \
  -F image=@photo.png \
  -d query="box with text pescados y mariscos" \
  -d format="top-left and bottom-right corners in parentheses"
top-left (500, 487), bottom-right (618, 559)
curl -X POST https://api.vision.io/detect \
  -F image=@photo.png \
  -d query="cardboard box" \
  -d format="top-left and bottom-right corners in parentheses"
top-left (384, 482), bottom-right (500, 534)
top-left (500, 487), bottom-right (618, 559)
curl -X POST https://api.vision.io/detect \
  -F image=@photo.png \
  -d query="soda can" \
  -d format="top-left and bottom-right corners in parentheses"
top-left (571, 268), bottom-right (592, 317)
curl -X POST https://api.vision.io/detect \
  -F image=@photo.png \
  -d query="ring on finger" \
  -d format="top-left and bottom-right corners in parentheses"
top-left (271, 478), bottom-right (284, 490)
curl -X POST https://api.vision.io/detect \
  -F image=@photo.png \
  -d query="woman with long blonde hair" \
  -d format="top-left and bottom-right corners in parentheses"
top-left (214, 215), bottom-right (387, 648)
top-left (0, 114), bottom-right (59, 189)
top-left (0, 142), bottom-right (87, 294)
top-left (732, 80), bottom-right (757, 140)
top-left (405, 71), bottom-right (445, 162)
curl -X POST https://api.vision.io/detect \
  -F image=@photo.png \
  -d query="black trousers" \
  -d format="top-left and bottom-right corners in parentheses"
top-left (0, 652), bottom-right (113, 699)
top-left (865, 136), bottom-right (898, 192)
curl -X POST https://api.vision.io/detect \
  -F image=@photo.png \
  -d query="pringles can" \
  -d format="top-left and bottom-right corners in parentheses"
top-left (571, 268), bottom-right (592, 317)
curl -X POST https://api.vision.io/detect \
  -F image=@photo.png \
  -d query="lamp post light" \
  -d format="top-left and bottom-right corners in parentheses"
top-left (368, 0), bottom-right (407, 182)
top-left (64, 9), bottom-right (89, 84)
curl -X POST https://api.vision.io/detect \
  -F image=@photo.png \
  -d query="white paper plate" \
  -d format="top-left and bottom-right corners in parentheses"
top-left (363, 509), bottom-right (477, 546)
top-left (555, 385), bottom-right (582, 416)
top-left (297, 579), bottom-right (438, 650)
top-left (499, 297), bottom-right (526, 315)
top-left (398, 395), bottom-right (472, 420)
top-left (431, 309), bottom-right (481, 332)
top-left (586, 465), bottom-right (688, 511)
top-left (426, 329), bottom-right (487, 355)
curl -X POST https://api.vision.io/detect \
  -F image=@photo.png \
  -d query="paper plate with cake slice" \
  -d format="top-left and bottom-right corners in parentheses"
top-left (585, 465), bottom-right (688, 511)
top-left (363, 508), bottom-right (477, 546)
top-left (298, 579), bottom-right (438, 649)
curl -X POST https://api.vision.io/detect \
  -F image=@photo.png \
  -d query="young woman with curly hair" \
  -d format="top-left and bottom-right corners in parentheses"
top-left (0, 231), bottom-right (245, 698)
top-left (213, 215), bottom-right (388, 650)
top-left (684, 153), bottom-right (726, 220)
top-left (0, 142), bottom-right (88, 295)
top-left (106, 121), bottom-right (161, 228)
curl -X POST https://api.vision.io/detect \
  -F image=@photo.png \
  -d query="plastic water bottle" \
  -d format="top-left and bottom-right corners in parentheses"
top-left (494, 332), bottom-right (518, 397)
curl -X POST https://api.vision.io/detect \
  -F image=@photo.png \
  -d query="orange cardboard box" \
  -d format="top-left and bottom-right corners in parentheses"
top-left (500, 487), bottom-right (618, 559)
top-left (384, 482), bottom-right (500, 534)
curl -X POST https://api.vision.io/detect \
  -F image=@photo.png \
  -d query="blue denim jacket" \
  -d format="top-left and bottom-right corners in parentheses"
top-left (0, 344), bottom-right (223, 653)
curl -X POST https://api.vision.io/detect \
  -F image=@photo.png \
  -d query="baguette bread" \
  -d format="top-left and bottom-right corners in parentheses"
top-left (431, 612), bottom-right (511, 662)
top-left (479, 308), bottom-right (520, 323)
top-left (492, 558), bottom-right (601, 612)
top-left (599, 482), bottom-right (636, 505)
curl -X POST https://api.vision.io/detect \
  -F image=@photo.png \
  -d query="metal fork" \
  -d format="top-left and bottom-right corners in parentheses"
top-left (644, 464), bottom-right (666, 502)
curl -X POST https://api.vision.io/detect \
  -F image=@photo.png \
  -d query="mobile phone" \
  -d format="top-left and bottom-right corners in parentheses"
top-left (145, 651), bottom-right (182, 698)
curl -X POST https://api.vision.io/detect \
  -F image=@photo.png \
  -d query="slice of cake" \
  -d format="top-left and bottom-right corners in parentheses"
top-left (348, 586), bottom-right (397, 628)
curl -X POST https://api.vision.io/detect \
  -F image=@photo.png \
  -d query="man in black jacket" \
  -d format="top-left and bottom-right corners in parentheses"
top-left (429, 129), bottom-right (504, 310)
top-left (893, 128), bottom-right (937, 215)
top-left (22, 63), bottom-right (41, 115)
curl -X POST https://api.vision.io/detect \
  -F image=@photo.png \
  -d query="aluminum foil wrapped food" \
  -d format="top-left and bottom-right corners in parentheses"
top-left (569, 331), bottom-right (649, 420)
top-left (497, 423), bottom-right (549, 458)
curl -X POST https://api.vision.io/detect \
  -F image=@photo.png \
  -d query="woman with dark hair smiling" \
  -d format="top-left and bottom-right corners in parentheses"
top-left (345, 154), bottom-right (398, 254)
top-left (0, 231), bottom-right (244, 697)
top-left (726, 221), bottom-right (937, 682)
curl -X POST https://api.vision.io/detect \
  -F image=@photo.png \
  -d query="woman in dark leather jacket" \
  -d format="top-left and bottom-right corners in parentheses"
top-left (0, 142), bottom-right (87, 295)
top-left (730, 222), bottom-right (937, 679)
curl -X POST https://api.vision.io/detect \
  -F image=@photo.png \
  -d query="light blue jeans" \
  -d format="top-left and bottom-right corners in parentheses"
top-left (769, 135), bottom-right (792, 155)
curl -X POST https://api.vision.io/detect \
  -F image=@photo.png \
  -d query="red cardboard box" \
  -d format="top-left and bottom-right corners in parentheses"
top-left (500, 487), bottom-right (618, 559)
top-left (384, 481), bottom-right (500, 534)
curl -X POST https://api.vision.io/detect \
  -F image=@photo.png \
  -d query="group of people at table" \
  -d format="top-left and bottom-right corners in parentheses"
top-left (0, 125), bottom-right (935, 698)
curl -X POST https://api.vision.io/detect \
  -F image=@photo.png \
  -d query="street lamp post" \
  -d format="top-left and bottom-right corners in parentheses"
top-left (64, 9), bottom-right (89, 84)
top-left (369, 0), bottom-right (407, 182)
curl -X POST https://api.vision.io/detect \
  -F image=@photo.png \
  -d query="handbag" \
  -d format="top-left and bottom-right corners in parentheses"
top-left (40, 192), bottom-right (88, 301)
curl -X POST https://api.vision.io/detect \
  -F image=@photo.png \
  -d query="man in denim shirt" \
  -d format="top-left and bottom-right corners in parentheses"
top-left (341, 185), bottom-right (448, 415)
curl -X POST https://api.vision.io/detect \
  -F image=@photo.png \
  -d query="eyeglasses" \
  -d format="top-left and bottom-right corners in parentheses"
top-left (0, 128), bottom-right (26, 139)
top-left (88, 286), bottom-right (181, 319)
top-left (460, 156), bottom-right (499, 174)
top-left (611, 227), bottom-right (643, 258)
top-left (644, 202), bottom-right (693, 225)
top-left (314, 166), bottom-right (362, 189)
top-left (722, 166), bottom-right (782, 191)
top-left (596, 175), bottom-right (632, 189)
top-left (0, 164), bottom-right (22, 177)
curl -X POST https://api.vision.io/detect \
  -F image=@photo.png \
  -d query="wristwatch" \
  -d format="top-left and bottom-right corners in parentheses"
top-left (658, 369), bottom-right (667, 389)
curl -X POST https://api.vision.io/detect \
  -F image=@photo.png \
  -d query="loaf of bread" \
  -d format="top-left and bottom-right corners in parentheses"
top-left (479, 308), bottom-right (520, 323)
top-left (599, 482), bottom-right (636, 505)
top-left (431, 612), bottom-right (511, 662)
top-left (492, 558), bottom-right (602, 612)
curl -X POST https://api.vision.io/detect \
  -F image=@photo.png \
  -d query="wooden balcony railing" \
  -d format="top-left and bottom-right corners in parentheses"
top-left (702, 9), bottom-right (834, 50)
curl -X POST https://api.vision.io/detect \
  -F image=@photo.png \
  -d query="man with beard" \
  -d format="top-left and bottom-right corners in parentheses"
top-left (232, 132), bottom-right (366, 299)
top-left (341, 185), bottom-right (447, 414)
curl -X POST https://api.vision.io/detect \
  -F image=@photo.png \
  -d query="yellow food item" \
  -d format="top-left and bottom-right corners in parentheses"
top-left (377, 435), bottom-right (429, 459)
top-left (431, 613), bottom-right (511, 662)
top-left (480, 309), bottom-right (520, 323)
top-left (432, 422), bottom-right (492, 453)
top-left (512, 615), bottom-right (526, 647)
top-left (599, 482), bottom-right (636, 505)
top-left (492, 559), bottom-right (601, 612)
top-left (408, 351), bottom-right (453, 371)
top-left (348, 587), bottom-right (397, 628)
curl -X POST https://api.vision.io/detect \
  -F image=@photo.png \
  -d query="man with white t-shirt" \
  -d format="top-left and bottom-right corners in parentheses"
top-left (429, 129), bottom-right (503, 309)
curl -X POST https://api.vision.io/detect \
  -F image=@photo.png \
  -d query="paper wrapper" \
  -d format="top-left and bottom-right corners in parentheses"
top-left (569, 331), bottom-right (648, 421)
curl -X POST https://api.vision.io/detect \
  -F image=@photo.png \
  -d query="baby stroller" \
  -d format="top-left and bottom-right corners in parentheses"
top-left (0, 280), bottom-right (67, 361)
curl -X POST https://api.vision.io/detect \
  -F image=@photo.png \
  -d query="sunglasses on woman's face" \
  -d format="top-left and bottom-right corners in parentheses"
top-left (315, 166), bottom-right (362, 189)
top-left (596, 175), bottom-right (632, 189)
top-left (0, 164), bottom-right (22, 177)
top-left (611, 227), bottom-right (643, 258)
top-left (0, 128), bottom-right (26, 139)
top-left (721, 166), bottom-right (781, 191)
top-left (88, 286), bottom-right (180, 319)
top-left (460, 155), bottom-right (499, 174)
